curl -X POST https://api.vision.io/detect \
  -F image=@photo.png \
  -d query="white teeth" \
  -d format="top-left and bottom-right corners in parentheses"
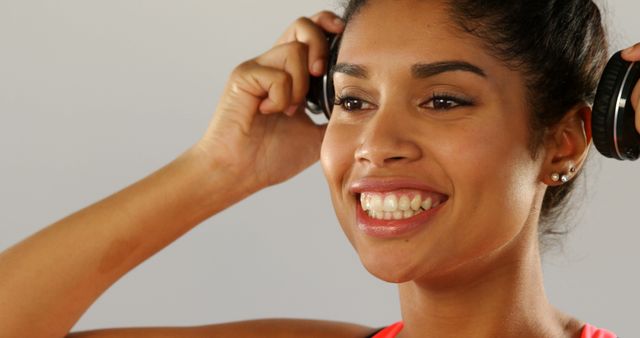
top-left (398, 195), bottom-right (410, 211)
top-left (383, 195), bottom-right (398, 212)
top-left (421, 197), bottom-right (432, 210)
top-left (360, 191), bottom-right (444, 220)
top-left (360, 194), bottom-right (371, 211)
top-left (370, 195), bottom-right (383, 211)
top-left (410, 195), bottom-right (422, 211)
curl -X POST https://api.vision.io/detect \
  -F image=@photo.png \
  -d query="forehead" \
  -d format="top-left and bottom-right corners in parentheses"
top-left (339, 0), bottom-right (498, 76)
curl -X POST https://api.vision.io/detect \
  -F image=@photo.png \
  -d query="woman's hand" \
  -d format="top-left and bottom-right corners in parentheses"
top-left (0, 12), bottom-right (347, 338)
top-left (621, 43), bottom-right (640, 134)
top-left (198, 11), bottom-right (345, 193)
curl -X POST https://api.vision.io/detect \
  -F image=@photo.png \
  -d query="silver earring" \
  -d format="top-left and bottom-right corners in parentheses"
top-left (551, 164), bottom-right (576, 184)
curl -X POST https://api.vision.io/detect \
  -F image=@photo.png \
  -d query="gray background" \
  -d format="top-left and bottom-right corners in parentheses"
top-left (0, 0), bottom-right (637, 336)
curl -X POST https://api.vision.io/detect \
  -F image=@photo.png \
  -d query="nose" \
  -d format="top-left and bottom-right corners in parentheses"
top-left (354, 107), bottom-right (422, 168)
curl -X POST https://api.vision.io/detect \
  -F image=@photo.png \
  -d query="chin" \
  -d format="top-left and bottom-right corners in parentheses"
top-left (353, 229), bottom-right (525, 286)
top-left (354, 242), bottom-right (432, 284)
top-left (361, 259), bottom-right (419, 284)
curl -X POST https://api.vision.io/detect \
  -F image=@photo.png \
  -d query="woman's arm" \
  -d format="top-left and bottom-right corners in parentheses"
top-left (0, 10), bottom-right (343, 338)
top-left (0, 145), bottom-right (250, 338)
top-left (66, 319), bottom-right (376, 338)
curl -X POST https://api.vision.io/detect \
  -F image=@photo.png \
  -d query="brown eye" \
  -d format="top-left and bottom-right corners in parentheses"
top-left (432, 98), bottom-right (458, 110)
top-left (423, 93), bottom-right (473, 111)
top-left (335, 96), bottom-right (374, 111)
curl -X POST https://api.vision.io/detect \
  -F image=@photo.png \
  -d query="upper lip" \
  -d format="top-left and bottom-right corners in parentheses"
top-left (348, 176), bottom-right (448, 196)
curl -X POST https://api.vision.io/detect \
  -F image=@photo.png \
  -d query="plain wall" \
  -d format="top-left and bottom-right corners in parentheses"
top-left (0, 0), bottom-right (638, 336)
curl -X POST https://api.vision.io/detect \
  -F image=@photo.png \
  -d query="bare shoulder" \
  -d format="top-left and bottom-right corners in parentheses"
top-left (67, 318), bottom-right (379, 338)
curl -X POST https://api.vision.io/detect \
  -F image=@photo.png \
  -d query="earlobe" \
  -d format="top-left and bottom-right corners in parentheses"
top-left (540, 105), bottom-right (591, 185)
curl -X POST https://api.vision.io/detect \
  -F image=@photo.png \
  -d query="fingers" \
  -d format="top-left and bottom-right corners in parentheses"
top-left (255, 41), bottom-right (310, 114)
top-left (621, 43), bottom-right (640, 61)
top-left (276, 11), bottom-right (345, 77)
top-left (310, 10), bottom-right (346, 34)
top-left (223, 12), bottom-right (344, 121)
top-left (227, 41), bottom-right (310, 117)
top-left (249, 64), bottom-right (293, 114)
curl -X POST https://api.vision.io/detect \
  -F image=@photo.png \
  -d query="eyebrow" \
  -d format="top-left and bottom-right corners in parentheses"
top-left (332, 60), bottom-right (487, 79)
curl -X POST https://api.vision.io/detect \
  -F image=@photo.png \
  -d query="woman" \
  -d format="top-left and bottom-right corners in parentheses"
top-left (1, 0), bottom-right (638, 337)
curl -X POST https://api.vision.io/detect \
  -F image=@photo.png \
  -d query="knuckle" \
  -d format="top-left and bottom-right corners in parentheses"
top-left (294, 16), bottom-right (312, 27)
top-left (232, 60), bottom-right (254, 76)
top-left (286, 40), bottom-right (308, 54)
top-left (274, 71), bottom-right (292, 87)
top-left (312, 10), bottom-right (335, 21)
top-left (316, 10), bottom-right (334, 18)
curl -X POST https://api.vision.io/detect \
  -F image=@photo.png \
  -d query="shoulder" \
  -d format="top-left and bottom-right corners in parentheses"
top-left (67, 318), bottom-right (379, 338)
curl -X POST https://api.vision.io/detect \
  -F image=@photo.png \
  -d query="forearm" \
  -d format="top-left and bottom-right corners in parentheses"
top-left (0, 145), bottom-right (250, 338)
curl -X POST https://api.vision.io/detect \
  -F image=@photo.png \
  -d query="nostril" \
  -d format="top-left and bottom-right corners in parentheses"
top-left (354, 140), bottom-right (422, 167)
top-left (384, 156), bottom-right (407, 163)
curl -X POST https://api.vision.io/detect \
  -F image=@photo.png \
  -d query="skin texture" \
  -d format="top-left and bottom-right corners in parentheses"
top-left (0, 2), bottom-right (639, 338)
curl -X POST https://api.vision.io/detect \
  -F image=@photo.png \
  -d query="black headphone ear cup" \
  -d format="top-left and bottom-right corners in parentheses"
top-left (592, 51), bottom-right (640, 160)
top-left (322, 34), bottom-right (341, 118)
top-left (592, 52), bottom-right (626, 159)
top-left (305, 34), bottom-right (340, 119)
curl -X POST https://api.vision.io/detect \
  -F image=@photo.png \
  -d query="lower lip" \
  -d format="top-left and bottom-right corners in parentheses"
top-left (356, 202), bottom-right (445, 239)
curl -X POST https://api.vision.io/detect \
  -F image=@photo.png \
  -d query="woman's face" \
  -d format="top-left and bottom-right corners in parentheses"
top-left (321, 0), bottom-right (545, 283)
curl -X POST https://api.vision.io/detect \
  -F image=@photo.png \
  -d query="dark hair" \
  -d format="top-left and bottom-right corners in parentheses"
top-left (341, 0), bottom-right (609, 250)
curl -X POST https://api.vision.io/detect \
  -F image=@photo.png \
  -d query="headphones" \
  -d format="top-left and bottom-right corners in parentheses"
top-left (306, 33), bottom-right (340, 120)
top-left (305, 34), bottom-right (640, 161)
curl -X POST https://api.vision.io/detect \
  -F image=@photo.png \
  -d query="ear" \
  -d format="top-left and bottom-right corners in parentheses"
top-left (539, 104), bottom-right (591, 186)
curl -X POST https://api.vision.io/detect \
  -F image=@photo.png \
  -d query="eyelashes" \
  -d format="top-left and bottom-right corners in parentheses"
top-left (333, 96), bottom-right (373, 111)
top-left (424, 92), bottom-right (474, 110)
top-left (334, 92), bottom-right (474, 113)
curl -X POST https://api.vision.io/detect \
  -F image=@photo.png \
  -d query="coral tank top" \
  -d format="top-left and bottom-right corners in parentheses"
top-left (369, 321), bottom-right (617, 338)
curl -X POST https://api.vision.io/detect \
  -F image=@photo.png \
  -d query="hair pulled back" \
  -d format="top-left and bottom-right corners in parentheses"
top-left (341, 0), bottom-right (609, 249)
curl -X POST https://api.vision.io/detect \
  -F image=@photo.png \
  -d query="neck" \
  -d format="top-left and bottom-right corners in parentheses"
top-left (396, 220), bottom-right (572, 338)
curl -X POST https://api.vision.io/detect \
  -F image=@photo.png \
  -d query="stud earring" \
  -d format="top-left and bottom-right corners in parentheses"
top-left (551, 167), bottom-right (575, 184)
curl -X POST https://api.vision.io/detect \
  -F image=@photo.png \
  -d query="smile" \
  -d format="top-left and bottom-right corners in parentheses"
top-left (359, 190), bottom-right (447, 220)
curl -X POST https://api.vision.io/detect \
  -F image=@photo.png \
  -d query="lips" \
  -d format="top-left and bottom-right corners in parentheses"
top-left (349, 177), bottom-right (449, 238)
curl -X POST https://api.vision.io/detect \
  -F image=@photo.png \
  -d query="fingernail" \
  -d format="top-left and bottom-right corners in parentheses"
top-left (333, 17), bottom-right (344, 27)
top-left (286, 105), bottom-right (298, 116)
top-left (312, 59), bottom-right (324, 75)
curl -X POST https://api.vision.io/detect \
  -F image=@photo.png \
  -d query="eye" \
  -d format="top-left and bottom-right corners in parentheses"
top-left (334, 96), bottom-right (374, 112)
top-left (423, 93), bottom-right (473, 111)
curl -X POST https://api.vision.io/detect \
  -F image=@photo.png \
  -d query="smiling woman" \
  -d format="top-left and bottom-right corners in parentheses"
top-left (322, 0), bottom-right (609, 336)
top-left (0, 0), bottom-right (638, 337)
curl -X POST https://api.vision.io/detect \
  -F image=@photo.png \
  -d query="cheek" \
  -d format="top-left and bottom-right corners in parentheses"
top-left (320, 123), bottom-right (360, 244)
top-left (433, 114), bottom-right (537, 256)
top-left (320, 123), bottom-right (354, 188)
